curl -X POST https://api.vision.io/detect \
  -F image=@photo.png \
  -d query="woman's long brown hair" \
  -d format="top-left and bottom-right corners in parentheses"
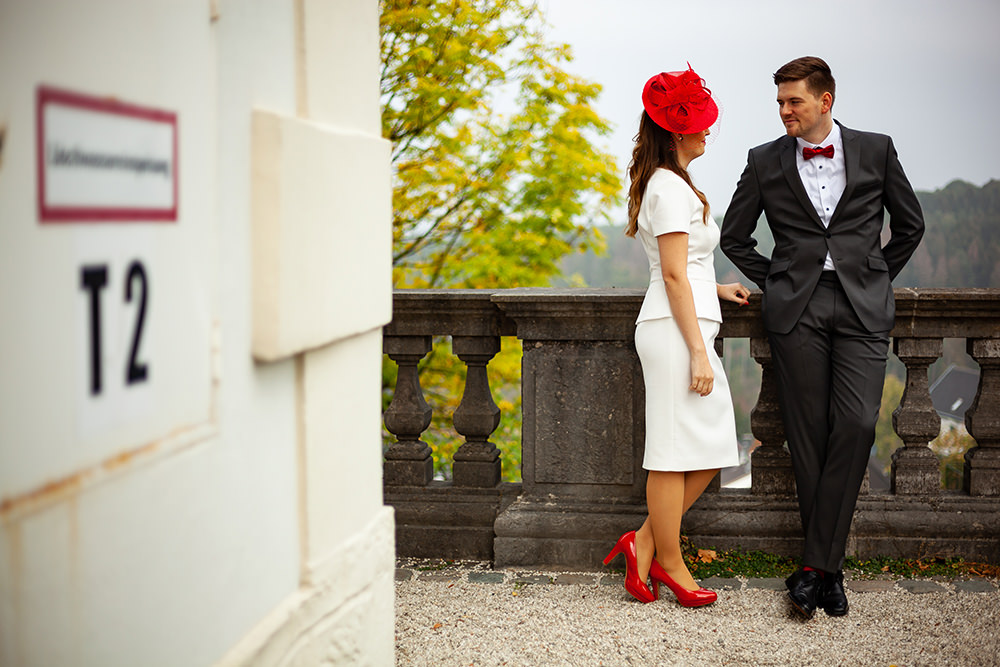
top-left (625, 111), bottom-right (709, 237)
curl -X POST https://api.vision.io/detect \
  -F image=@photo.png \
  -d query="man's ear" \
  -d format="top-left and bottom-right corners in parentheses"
top-left (821, 91), bottom-right (833, 114)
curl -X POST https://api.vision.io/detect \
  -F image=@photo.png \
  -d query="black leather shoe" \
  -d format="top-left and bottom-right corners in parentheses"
top-left (818, 570), bottom-right (849, 616)
top-left (785, 568), bottom-right (822, 619)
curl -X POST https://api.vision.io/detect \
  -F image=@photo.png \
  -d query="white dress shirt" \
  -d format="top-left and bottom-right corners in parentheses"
top-left (795, 122), bottom-right (845, 271)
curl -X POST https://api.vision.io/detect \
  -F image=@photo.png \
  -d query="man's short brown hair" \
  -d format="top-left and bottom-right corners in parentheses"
top-left (773, 56), bottom-right (836, 104)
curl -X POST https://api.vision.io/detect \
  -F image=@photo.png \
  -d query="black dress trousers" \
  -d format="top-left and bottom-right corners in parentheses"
top-left (767, 271), bottom-right (890, 572)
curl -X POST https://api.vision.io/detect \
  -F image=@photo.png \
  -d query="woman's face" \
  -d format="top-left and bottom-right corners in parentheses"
top-left (677, 128), bottom-right (710, 162)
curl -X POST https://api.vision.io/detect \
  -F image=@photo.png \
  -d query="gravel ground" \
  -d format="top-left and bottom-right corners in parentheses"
top-left (395, 567), bottom-right (1000, 666)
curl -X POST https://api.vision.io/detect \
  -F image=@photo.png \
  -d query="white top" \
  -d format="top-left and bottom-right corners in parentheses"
top-left (795, 122), bottom-right (845, 271)
top-left (635, 168), bottom-right (722, 324)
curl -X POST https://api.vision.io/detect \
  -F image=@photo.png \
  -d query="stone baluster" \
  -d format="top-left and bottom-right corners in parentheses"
top-left (964, 338), bottom-right (1000, 496)
top-left (891, 337), bottom-right (942, 494)
top-left (749, 338), bottom-right (794, 495)
top-left (451, 335), bottom-right (502, 487)
top-left (383, 335), bottom-right (434, 486)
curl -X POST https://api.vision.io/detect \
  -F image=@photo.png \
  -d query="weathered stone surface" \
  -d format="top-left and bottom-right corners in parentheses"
top-left (522, 341), bottom-right (641, 491)
top-left (418, 571), bottom-right (462, 582)
top-left (700, 577), bottom-right (741, 591)
top-left (965, 338), bottom-right (1000, 496)
top-left (953, 579), bottom-right (998, 593)
top-left (846, 580), bottom-right (897, 593)
top-left (891, 337), bottom-right (943, 495)
top-left (468, 572), bottom-right (506, 584)
top-left (745, 578), bottom-right (786, 590)
top-left (554, 574), bottom-right (597, 586)
top-left (452, 335), bottom-right (503, 488)
top-left (898, 579), bottom-right (947, 594)
top-left (383, 288), bottom-right (1000, 568)
top-left (395, 569), bottom-right (414, 582)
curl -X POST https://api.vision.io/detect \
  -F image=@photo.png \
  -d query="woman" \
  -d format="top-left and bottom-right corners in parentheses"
top-left (604, 67), bottom-right (748, 607)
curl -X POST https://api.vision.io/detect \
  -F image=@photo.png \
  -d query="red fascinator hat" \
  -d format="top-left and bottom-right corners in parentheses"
top-left (642, 65), bottom-right (719, 134)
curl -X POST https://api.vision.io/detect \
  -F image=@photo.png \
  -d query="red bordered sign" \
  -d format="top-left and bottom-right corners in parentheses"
top-left (37, 86), bottom-right (178, 222)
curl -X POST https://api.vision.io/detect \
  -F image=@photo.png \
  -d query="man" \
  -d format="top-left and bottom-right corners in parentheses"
top-left (721, 56), bottom-right (924, 619)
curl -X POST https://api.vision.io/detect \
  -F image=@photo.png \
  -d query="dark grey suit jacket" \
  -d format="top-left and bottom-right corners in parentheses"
top-left (721, 122), bottom-right (924, 335)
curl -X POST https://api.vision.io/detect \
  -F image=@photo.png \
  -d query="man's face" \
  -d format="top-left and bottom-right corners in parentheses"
top-left (776, 79), bottom-right (831, 142)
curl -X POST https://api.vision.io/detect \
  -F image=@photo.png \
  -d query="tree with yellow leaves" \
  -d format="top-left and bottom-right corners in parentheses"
top-left (381, 0), bottom-right (620, 288)
top-left (380, 1), bottom-right (620, 480)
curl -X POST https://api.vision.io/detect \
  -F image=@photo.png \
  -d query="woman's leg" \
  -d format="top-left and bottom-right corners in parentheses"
top-left (634, 517), bottom-right (654, 583)
top-left (636, 468), bottom-right (720, 586)
top-left (645, 470), bottom-right (696, 588)
top-left (682, 469), bottom-right (719, 513)
top-left (646, 468), bottom-right (721, 591)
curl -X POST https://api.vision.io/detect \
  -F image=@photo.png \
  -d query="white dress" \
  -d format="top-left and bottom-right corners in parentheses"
top-left (634, 169), bottom-right (740, 472)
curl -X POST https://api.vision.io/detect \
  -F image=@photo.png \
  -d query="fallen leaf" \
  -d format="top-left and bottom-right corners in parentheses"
top-left (432, 623), bottom-right (442, 630)
top-left (698, 549), bottom-right (718, 564)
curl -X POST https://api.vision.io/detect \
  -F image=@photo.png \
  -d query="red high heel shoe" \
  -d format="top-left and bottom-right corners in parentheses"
top-left (603, 531), bottom-right (655, 603)
top-left (649, 560), bottom-right (717, 607)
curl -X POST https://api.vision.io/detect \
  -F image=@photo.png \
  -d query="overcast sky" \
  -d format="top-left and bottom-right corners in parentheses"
top-left (539, 0), bottom-right (1000, 223)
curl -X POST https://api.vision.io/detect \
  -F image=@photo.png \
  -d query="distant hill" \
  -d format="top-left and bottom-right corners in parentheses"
top-left (558, 179), bottom-right (1000, 289)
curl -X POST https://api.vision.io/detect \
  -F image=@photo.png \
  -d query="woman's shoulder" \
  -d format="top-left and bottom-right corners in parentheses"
top-left (647, 168), bottom-right (698, 201)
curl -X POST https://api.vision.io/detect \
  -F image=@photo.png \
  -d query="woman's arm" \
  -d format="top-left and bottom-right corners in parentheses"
top-left (657, 232), bottom-right (714, 397)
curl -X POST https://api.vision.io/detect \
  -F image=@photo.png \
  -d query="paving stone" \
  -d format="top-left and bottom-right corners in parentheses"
top-left (512, 574), bottom-right (551, 585)
top-left (395, 569), bottom-right (414, 582)
top-left (418, 571), bottom-right (462, 582)
top-left (468, 572), bottom-right (506, 584)
top-left (600, 575), bottom-right (625, 587)
top-left (898, 579), bottom-right (946, 594)
top-left (745, 577), bottom-right (786, 591)
top-left (700, 577), bottom-right (741, 591)
top-left (554, 573), bottom-right (597, 586)
top-left (847, 580), bottom-right (897, 593)
top-left (953, 579), bottom-right (998, 593)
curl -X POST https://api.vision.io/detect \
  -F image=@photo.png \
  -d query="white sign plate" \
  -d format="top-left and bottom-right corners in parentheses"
top-left (37, 86), bottom-right (178, 222)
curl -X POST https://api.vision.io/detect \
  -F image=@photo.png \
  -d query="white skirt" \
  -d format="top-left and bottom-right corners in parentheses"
top-left (635, 317), bottom-right (741, 472)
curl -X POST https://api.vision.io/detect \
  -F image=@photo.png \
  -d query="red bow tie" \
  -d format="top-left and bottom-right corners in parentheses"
top-left (803, 145), bottom-right (834, 160)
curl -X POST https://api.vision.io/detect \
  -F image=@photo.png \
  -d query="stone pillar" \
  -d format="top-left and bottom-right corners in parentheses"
top-left (452, 335), bottom-right (502, 487)
top-left (964, 338), bottom-right (1000, 496)
top-left (383, 335), bottom-right (434, 486)
top-left (491, 289), bottom-right (648, 568)
top-left (749, 337), bottom-right (794, 495)
top-left (891, 337), bottom-right (942, 495)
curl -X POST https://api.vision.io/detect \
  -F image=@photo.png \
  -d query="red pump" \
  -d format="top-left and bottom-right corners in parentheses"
top-left (603, 531), bottom-right (655, 604)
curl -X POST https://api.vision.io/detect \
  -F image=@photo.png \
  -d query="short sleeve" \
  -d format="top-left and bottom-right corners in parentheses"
top-left (644, 174), bottom-right (698, 236)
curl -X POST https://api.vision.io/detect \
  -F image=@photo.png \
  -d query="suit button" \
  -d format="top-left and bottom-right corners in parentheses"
top-left (817, 259), bottom-right (823, 265)
top-left (825, 232), bottom-right (832, 238)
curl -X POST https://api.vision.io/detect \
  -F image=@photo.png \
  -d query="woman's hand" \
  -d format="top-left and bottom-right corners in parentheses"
top-left (717, 282), bottom-right (750, 305)
top-left (690, 349), bottom-right (714, 396)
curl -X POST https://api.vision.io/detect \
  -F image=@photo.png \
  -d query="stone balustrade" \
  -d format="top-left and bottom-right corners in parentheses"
top-left (383, 288), bottom-right (1000, 568)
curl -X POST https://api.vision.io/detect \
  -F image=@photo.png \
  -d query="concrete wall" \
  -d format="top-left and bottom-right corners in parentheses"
top-left (0, 1), bottom-right (393, 664)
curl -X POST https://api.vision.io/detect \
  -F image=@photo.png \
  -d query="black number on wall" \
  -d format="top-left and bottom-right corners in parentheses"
top-left (125, 261), bottom-right (149, 385)
top-left (81, 260), bottom-right (150, 396)
top-left (80, 265), bottom-right (109, 395)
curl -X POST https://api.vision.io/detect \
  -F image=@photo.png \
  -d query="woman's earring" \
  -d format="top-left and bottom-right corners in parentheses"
top-left (676, 134), bottom-right (684, 143)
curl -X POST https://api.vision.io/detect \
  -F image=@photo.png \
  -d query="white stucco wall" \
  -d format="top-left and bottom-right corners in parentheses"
top-left (0, 1), bottom-right (393, 665)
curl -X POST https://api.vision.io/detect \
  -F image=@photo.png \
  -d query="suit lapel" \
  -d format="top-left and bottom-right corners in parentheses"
top-left (779, 135), bottom-right (824, 228)
top-left (829, 121), bottom-right (860, 226)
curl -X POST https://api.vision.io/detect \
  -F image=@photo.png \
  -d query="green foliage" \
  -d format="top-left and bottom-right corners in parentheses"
top-left (893, 179), bottom-right (1000, 287)
top-left (933, 425), bottom-right (977, 490)
top-left (380, 1), bottom-right (619, 480)
top-left (381, 0), bottom-right (620, 289)
top-left (383, 336), bottom-right (523, 482)
top-left (872, 373), bottom-right (905, 476)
